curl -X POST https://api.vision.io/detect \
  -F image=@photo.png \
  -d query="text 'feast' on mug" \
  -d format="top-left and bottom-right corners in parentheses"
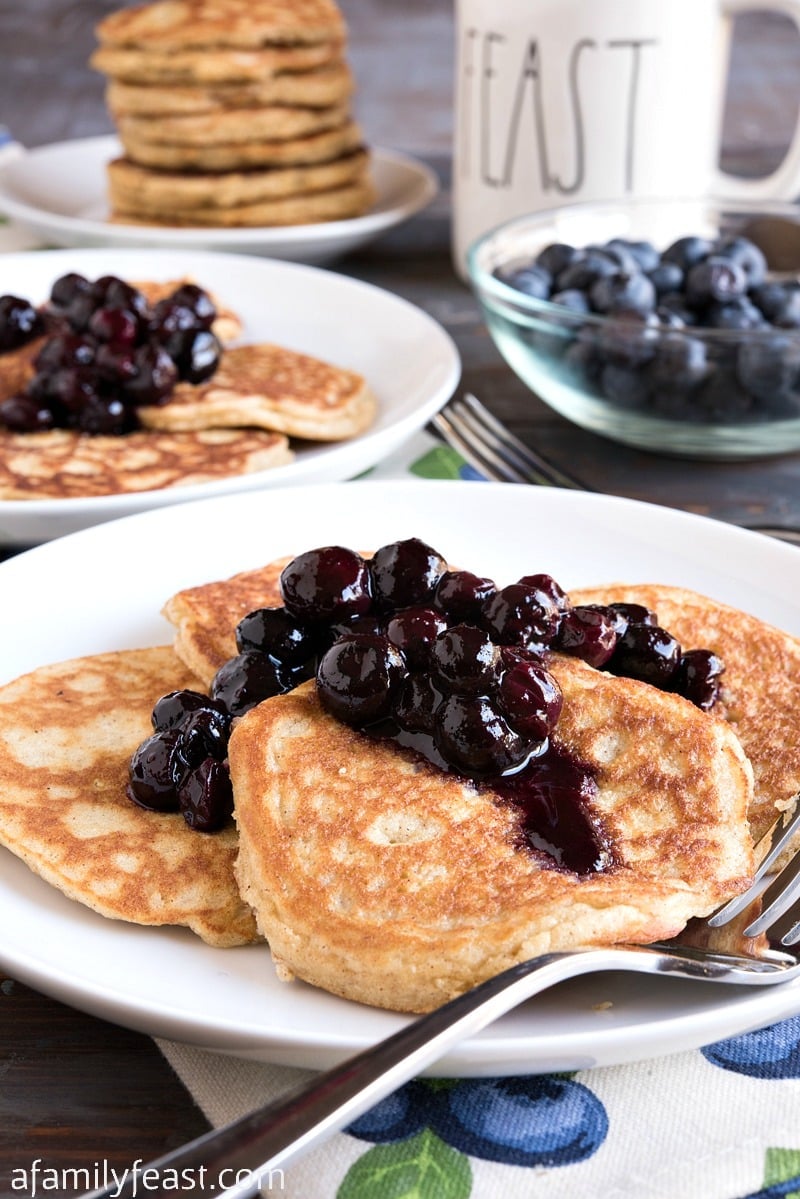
top-left (452, 0), bottom-right (800, 274)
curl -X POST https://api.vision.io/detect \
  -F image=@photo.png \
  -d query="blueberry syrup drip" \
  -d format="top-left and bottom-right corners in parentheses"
top-left (127, 538), bottom-right (722, 854)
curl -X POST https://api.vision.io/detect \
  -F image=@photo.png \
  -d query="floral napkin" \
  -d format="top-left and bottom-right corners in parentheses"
top-left (3, 137), bottom-right (800, 1199)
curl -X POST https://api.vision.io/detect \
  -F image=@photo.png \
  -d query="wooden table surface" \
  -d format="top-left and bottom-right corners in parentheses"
top-left (1, 2), bottom-right (800, 1194)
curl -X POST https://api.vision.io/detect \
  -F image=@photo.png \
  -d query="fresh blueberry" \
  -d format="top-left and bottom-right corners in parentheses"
top-left (706, 297), bottom-right (766, 330)
top-left (648, 261), bottom-right (685, 296)
top-left (549, 288), bottom-right (591, 314)
top-left (600, 362), bottom-right (650, 408)
top-left (648, 333), bottom-right (709, 392)
top-left (714, 235), bottom-right (767, 287)
top-left (556, 252), bottom-right (618, 293)
top-left (589, 270), bottom-right (656, 316)
top-left (495, 263), bottom-right (552, 300)
top-left (685, 256), bottom-right (748, 308)
top-left (661, 235), bottom-right (714, 272)
top-left (737, 333), bottom-right (800, 403)
top-left (535, 242), bottom-right (582, 277)
top-left (609, 237), bottom-right (661, 272)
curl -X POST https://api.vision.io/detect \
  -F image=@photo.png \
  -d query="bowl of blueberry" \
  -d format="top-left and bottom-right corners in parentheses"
top-left (467, 196), bottom-right (800, 458)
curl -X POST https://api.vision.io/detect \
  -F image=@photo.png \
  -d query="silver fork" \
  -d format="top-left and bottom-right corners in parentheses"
top-left (82, 807), bottom-right (800, 1199)
top-left (432, 393), bottom-right (800, 547)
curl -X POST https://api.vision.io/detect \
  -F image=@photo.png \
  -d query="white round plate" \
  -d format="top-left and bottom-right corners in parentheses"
top-left (1, 480), bottom-right (799, 1075)
top-left (0, 135), bottom-right (438, 263)
top-left (0, 247), bottom-right (459, 546)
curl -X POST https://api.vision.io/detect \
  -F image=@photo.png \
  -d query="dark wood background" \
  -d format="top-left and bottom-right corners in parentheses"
top-left (1, 3), bottom-right (800, 1195)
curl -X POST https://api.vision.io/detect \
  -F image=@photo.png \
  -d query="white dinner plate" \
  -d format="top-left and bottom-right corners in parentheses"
top-left (0, 247), bottom-right (460, 545)
top-left (1, 480), bottom-right (799, 1076)
top-left (0, 135), bottom-right (438, 263)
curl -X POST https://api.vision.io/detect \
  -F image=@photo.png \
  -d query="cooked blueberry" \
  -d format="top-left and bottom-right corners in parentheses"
top-left (88, 305), bottom-right (139, 347)
top-left (370, 538), bottom-right (447, 610)
top-left (435, 693), bottom-right (528, 776)
top-left (163, 283), bottom-right (216, 329)
top-left (174, 329), bottom-right (221, 383)
top-left (280, 546), bottom-right (373, 623)
top-left (498, 652), bottom-right (562, 738)
top-left (609, 622), bottom-right (681, 686)
top-left (46, 367), bottom-right (100, 415)
top-left (211, 651), bottom-right (294, 716)
top-left (608, 602), bottom-right (657, 630)
top-left (178, 758), bottom-right (233, 832)
top-left (386, 604), bottom-right (448, 670)
top-left (482, 582), bottom-right (560, 650)
top-left (556, 605), bottom-right (619, 668)
top-left (393, 673), bottom-right (441, 733)
top-left (235, 606), bottom-right (317, 665)
top-left (127, 729), bottom-right (186, 811)
top-left (152, 688), bottom-right (227, 732)
top-left (91, 275), bottom-right (148, 318)
top-left (76, 394), bottom-right (131, 435)
top-left (434, 569), bottom-right (497, 623)
top-left (316, 633), bottom-right (406, 726)
top-left (0, 294), bottom-right (44, 351)
top-left (517, 572), bottom-right (569, 612)
top-left (175, 708), bottom-right (230, 770)
top-left (673, 648), bottom-right (724, 710)
top-left (123, 343), bottom-right (179, 405)
top-left (49, 272), bottom-right (90, 311)
top-left (34, 333), bottom-right (95, 373)
top-left (0, 393), bottom-right (55, 432)
top-left (430, 624), bottom-right (501, 695)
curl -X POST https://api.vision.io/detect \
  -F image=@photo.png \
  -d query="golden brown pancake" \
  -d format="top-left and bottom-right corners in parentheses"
top-left (106, 64), bottom-right (354, 116)
top-left (0, 338), bottom-right (45, 401)
top-left (163, 557), bottom-right (289, 684)
top-left (228, 668), bottom-right (754, 1013)
top-left (96, 0), bottom-right (347, 49)
top-left (107, 150), bottom-right (369, 212)
top-left (0, 647), bottom-right (259, 946)
top-left (138, 343), bottom-right (377, 440)
top-left (90, 41), bottom-right (345, 85)
top-left (117, 120), bottom-right (363, 170)
top-left (570, 584), bottom-right (800, 843)
top-left (112, 179), bottom-right (376, 228)
top-left (0, 427), bottom-right (292, 500)
top-left (116, 102), bottom-right (351, 148)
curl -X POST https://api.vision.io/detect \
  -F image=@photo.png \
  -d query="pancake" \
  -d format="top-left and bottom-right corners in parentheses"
top-left (90, 42), bottom-right (344, 85)
top-left (96, 0), bottom-right (347, 49)
top-left (138, 343), bottom-right (377, 440)
top-left (112, 179), bottom-right (375, 227)
top-left (228, 666), bottom-right (754, 1013)
top-left (0, 337), bottom-right (45, 401)
top-left (0, 646), bottom-right (258, 946)
top-left (0, 426), bottom-right (292, 500)
top-left (163, 557), bottom-right (289, 684)
top-left (116, 101), bottom-right (351, 147)
top-left (118, 120), bottom-right (363, 170)
top-left (569, 583), bottom-right (800, 843)
top-left (107, 150), bottom-right (369, 211)
top-left (106, 64), bottom-right (354, 116)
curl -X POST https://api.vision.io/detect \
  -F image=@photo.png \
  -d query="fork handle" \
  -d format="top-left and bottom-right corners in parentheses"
top-left (79, 944), bottom-right (728, 1199)
top-left (78, 949), bottom-right (628, 1198)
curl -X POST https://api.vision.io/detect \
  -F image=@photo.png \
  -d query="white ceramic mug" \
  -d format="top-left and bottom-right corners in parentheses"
top-left (452, 0), bottom-right (800, 275)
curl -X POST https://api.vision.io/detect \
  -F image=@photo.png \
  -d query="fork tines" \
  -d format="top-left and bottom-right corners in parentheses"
top-left (709, 805), bottom-right (800, 945)
top-left (432, 393), bottom-right (589, 491)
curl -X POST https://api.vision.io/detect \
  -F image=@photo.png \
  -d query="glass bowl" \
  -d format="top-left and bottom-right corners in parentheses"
top-left (467, 196), bottom-right (800, 460)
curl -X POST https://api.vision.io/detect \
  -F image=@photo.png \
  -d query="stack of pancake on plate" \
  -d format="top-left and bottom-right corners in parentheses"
top-left (90, 0), bottom-right (376, 228)
top-left (3, 539), bottom-right (800, 1014)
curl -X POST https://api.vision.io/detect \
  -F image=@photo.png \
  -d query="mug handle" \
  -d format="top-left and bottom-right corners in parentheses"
top-left (714, 0), bottom-right (800, 199)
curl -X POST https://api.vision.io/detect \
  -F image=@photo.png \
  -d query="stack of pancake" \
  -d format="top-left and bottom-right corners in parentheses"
top-left (90, 0), bottom-right (376, 228)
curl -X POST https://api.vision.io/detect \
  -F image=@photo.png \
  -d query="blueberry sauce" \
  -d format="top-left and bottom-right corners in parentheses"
top-left (129, 539), bottom-right (722, 857)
